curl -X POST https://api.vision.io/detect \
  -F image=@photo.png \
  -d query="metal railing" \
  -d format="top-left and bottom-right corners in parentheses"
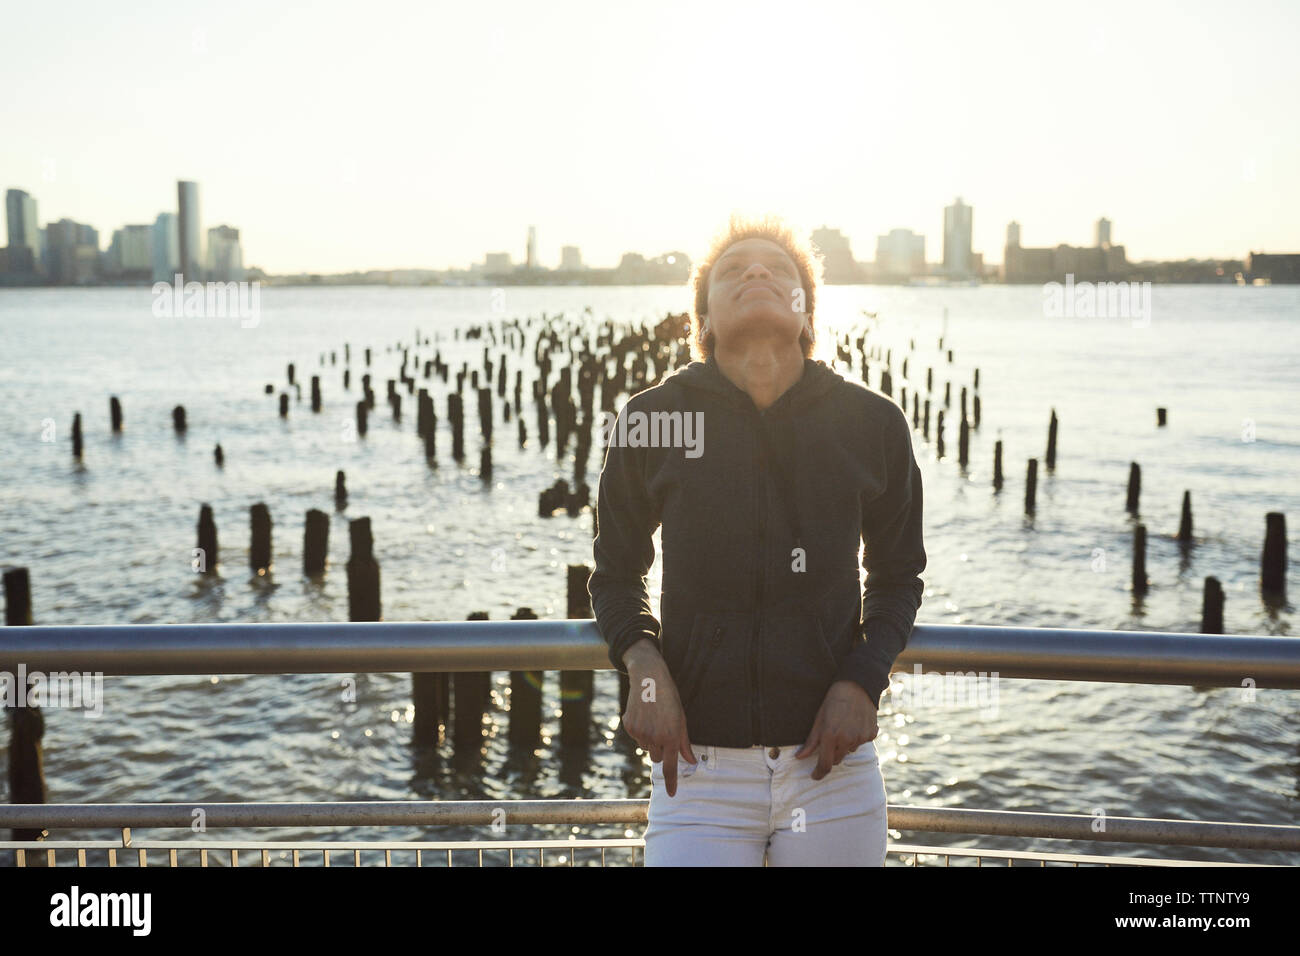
top-left (3, 621), bottom-right (1298, 866)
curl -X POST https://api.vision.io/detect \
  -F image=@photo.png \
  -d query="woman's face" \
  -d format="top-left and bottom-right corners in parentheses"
top-left (704, 237), bottom-right (807, 357)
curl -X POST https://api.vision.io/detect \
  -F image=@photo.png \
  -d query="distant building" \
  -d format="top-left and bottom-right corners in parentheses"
top-left (875, 228), bottom-right (926, 280)
top-left (1095, 217), bottom-right (1112, 247)
top-left (526, 226), bottom-right (536, 269)
top-left (152, 212), bottom-right (179, 282)
top-left (106, 224), bottom-right (153, 279)
top-left (177, 180), bottom-right (203, 282)
top-left (811, 226), bottom-right (859, 282)
top-left (5, 188), bottom-right (40, 274)
top-left (559, 245), bottom-right (583, 270)
top-left (943, 197), bottom-right (974, 277)
top-left (484, 252), bottom-right (512, 273)
top-left (206, 225), bottom-right (244, 281)
top-left (45, 218), bottom-right (100, 284)
top-left (1245, 252), bottom-right (1300, 283)
top-left (614, 251), bottom-right (691, 284)
top-left (1002, 219), bottom-right (1128, 282)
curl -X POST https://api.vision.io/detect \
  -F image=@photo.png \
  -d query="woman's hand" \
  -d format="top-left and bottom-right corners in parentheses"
top-left (794, 680), bottom-right (879, 780)
top-left (621, 638), bottom-right (696, 797)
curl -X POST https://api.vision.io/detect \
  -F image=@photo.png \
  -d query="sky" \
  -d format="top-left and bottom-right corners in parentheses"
top-left (2, 0), bottom-right (1298, 274)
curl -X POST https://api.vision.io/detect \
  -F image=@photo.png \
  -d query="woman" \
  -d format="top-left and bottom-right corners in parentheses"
top-left (588, 213), bottom-right (926, 866)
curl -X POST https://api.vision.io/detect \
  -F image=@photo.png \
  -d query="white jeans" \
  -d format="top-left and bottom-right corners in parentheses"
top-left (643, 740), bottom-right (888, 866)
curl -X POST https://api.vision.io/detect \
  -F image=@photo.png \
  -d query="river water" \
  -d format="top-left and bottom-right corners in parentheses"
top-left (1, 283), bottom-right (1297, 864)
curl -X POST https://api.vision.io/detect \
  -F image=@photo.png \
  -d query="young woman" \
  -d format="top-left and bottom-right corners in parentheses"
top-left (588, 213), bottom-right (927, 866)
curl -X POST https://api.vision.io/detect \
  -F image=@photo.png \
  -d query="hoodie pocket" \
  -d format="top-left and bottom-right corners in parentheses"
top-left (674, 611), bottom-right (755, 744)
top-left (759, 611), bottom-right (841, 737)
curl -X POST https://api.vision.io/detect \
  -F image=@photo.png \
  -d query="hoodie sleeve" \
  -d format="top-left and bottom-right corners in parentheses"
top-left (835, 402), bottom-right (927, 709)
top-left (587, 403), bottom-right (664, 675)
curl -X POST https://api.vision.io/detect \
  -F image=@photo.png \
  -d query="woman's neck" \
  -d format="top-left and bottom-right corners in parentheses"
top-left (712, 344), bottom-right (805, 412)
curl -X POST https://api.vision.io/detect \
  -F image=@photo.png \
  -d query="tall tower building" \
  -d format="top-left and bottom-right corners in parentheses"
top-left (206, 225), bottom-right (244, 282)
top-left (177, 180), bottom-right (203, 282)
top-left (152, 212), bottom-right (179, 282)
top-left (526, 225), bottom-right (536, 269)
top-left (6, 189), bottom-right (40, 274)
top-left (1006, 221), bottom-right (1020, 248)
top-left (943, 197), bottom-right (973, 277)
top-left (1095, 217), bottom-right (1112, 248)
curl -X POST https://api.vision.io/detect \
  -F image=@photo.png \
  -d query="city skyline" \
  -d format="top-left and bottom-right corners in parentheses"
top-left (2, 0), bottom-right (1298, 273)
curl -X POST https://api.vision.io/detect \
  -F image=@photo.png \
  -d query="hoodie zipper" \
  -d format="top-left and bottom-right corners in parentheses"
top-left (751, 410), bottom-right (767, 744)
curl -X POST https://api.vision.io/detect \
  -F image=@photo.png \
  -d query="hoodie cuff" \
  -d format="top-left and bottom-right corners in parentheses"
top-left (835, 617), bottom-right (910, 709)
top-left (608, 625), bottom-right (662, 676)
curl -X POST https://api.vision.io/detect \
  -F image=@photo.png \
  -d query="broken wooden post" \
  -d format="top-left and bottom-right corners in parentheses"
top-left (452, 611), bottom-right (491, 760)
top-left (1046, 409), bottom-right (1058, 470)
top-left (507, 607), bottom-right (543, 753)
top-left (1177, 491), bottom-right (1193, 543)
top-left (1132, 524), bottom-right (1148, 595)
top-left (71, 412), bottom-right (83, 458)
top-left (561, 564), bottom-right (594, 752)
top-left (173, 405), bottom-right (187, 433)
top-left (1262, 512), bottom-right (1287, 600)
top-left (1125, 462), bottom-right (1141, 514)
top-left (993, 439), bottom-right (1003, 491)
top-left (250, 503), bottom-right (272, 574)
top-left (4, 567), bottom-right (46, 844)
top-left (1025, 458), bottom-right (1037, 513)
top-left (304, 509), bottom-right (329, 576)
top-left (109, 396), bottom-right (123, 433)
top-left (334, 470), bottom-right (347, 510)
top-left (197, 504), bottom-right (217, 574)
top-left (346, 517), bottom-right (380, 621)
top-left (1201, 576), bottom-right (1224, 634)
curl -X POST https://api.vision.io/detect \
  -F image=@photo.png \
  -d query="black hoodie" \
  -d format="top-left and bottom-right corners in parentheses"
top-left (588, 353), bottom-right (926, 747)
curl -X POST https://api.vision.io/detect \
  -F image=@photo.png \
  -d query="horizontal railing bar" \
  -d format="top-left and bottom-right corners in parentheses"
top-left (887, 844), bottom-right (1262, 867)
top-left (1, 801), bottom-right (1297, 852)
top-left (1, 621), bottom-right (1297, 687)
top-left (0, 841), bottom-right (1261, 867)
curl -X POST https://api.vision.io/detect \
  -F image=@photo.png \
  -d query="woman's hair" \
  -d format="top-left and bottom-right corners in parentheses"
top-left (688, 212), bottom-right (824, 363)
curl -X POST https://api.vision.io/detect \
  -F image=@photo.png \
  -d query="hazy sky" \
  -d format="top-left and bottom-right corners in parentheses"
top-left (3, 0), bottom-right (1298, 273)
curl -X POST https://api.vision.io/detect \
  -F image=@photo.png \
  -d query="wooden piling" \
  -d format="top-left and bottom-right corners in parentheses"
top-left (214, 444), bottom-right (224, 467)
top-left (1132, 523), bottom-right (1148, 595)
top-left (250, 503), bottom-right (273, 574)
top-left (173, 405), bottom-right (187, 433)
top-left (71, 412), bottom-right (83, 458)
top-left (1125, 462), bottom-right (1141, 514)
top-left (452, 611), bottom-right (491, 759)
top-left (197, 504), bottom-right (218, 574)
top-left (1201, 576), bottom-right (1224, 634)
top-left (561, 565), bottom-right (594, 751)
top-left (1025, 458), bottom-right (1037, 513)
top-left (1157, 407), bottom-right (1167, 427)
top-left (346, 517), bottom-right (381, 621)
top-left (335, 470), bottom-right (347, 510)
top-left (936, 409), bottom-right (945, 459)
top-left (4, 567), bottom-right (47, 844)
top-left (109, 396), bottom-right (123, 433)
top-left (993, 439), bottom-right (1003, 490)
top-left (507, 607), bottom-right (543, 752)
top-left (1262, 512), bottom-right (1287, 599)
top-left (304, 509), bottom-right (329, 576)
top-left (1046, 409), bottom-right (1058, 470)
top-left (958, 415), bottom-right (969, 467)
top-left (356, 400), bottom-right (368, 438)
top-left (311, 375), bottom-right (321, 413)
top-left (1177, 491), bottom-right (1193, 542)
top-left (279, 393), bottom-right (289, 417)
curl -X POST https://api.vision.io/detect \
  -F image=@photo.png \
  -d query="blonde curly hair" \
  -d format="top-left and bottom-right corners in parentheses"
top-left (688, 212), bottom-right (824, 363)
